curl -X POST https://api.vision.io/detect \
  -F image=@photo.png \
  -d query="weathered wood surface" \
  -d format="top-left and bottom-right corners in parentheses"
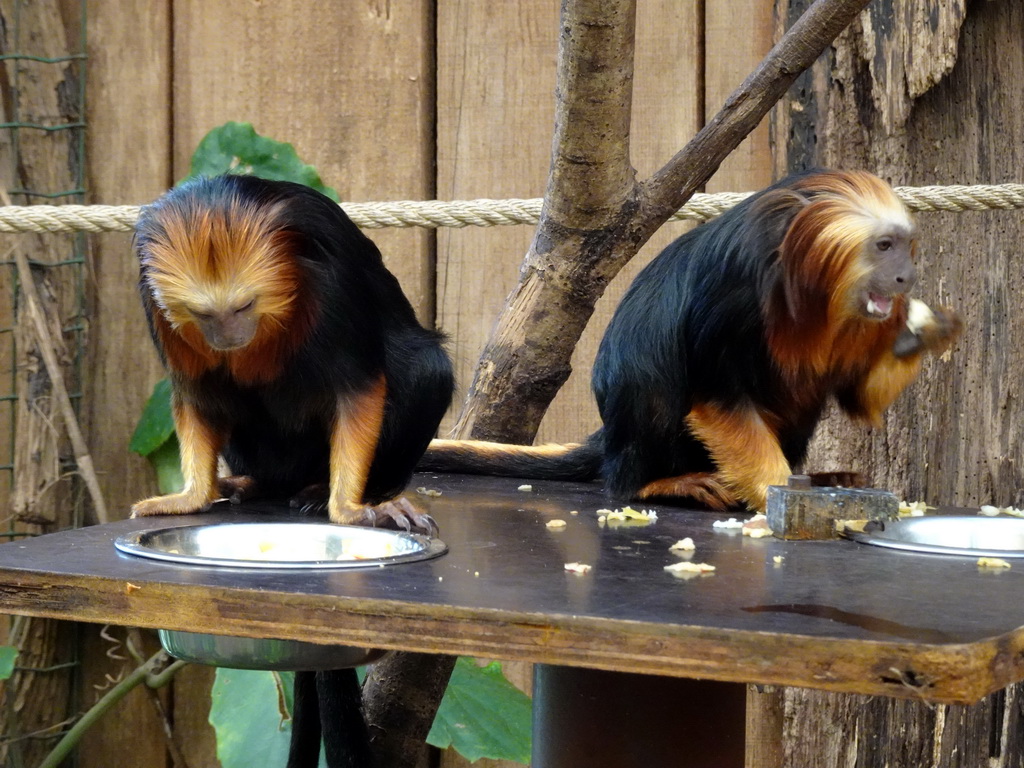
top-left (770, 0), bottom-right (1024, 765)
top-left (0, 474), bottom-right (1022, 705)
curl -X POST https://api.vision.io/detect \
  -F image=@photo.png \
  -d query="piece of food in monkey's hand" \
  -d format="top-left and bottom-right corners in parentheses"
top-left (893, 300), bottom-right (963, 358)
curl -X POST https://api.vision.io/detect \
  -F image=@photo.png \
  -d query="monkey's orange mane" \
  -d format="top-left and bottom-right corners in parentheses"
top-left (766, 170), bottom-right (914, 385)
top-left (140, 193), bottom-right (314, 383)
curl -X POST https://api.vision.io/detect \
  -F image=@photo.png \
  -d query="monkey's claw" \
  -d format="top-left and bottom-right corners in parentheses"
top-left (289, 483), bottom-right (329, 515)
top-left (358, 497), bottom-right (439, 537)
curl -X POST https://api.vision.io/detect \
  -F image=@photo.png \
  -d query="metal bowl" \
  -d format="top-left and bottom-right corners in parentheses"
top-left (844, 515), bottom-right (1024, 557)
top-left (116, 521), bottom-right (446, 668)
top-left (115, 521), bottom-right (447, 569)
top-left (157, 630), bottom-right (387, 670)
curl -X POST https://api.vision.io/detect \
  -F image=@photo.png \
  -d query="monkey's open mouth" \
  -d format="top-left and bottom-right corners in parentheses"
top-left (864, 292), bottom-right (893, 319)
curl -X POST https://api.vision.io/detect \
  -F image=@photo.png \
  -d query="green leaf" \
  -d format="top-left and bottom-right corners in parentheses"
top-left (210, 669), bottom-right (327, 768)
top-left (148, 434), bottom-right (184, 494)
top-left (130, 378), bottom-right (175, 457)
top-left (0, 646), bottom-right (18, 679)
top-left (188, 122), bottom-right (339, 201)
top-left (427, 658), bottom-right (532, 764)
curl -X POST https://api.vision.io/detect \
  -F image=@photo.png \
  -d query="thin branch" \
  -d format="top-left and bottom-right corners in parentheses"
top-left (3, 179), bottom-right (110, 526)
top-left (36, 650), bottom-right (186, 768)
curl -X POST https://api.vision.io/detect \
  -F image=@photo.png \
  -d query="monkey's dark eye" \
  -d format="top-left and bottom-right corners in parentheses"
top-left (193, 310), bottom-right (213, 321)
top-left (235, 299), bottom-right (255, 314)
top-left (876, 238), bottom-right (894, 252)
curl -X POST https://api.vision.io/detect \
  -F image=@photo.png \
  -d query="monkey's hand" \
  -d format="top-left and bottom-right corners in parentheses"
top-left (893, 300), bottom-right (962, 359)
top-left (332, 496), bottom-right (439, 537)
top-left (217, 475), bottom-right (259, 504)
top-left (131, 488), bottom-right (217, 518)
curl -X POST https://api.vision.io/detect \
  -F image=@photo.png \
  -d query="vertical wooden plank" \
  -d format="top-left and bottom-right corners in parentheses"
top-left (705, 0), bottom-right (774, 193)
top-left (172, 0), bottom-right (436, 319)
top-left (82, 2), bottom-right (173, 766)
top-left (84, 0), bottom-right (172, 517)
top-left (435, 0), bottom-right (557, 436)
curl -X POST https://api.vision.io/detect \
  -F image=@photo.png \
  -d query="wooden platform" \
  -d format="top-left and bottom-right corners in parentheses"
top-left (0, 473), bottom-right (1020, 704)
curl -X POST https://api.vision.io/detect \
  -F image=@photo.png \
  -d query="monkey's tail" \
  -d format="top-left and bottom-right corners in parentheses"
top-left (288, 669), bottom-right (374, 768)
top-left (418, 432), bottom-right (603, 481)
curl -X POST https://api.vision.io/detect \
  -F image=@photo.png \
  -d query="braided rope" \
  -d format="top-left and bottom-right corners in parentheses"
top-left (0, 183), bottom-right (1019, 234)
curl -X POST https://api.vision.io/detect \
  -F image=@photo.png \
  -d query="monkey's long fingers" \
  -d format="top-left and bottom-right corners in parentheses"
top-left (360, 497), bottom-right (439, 537)
top-left (289, 483), bottom-right (329, 515)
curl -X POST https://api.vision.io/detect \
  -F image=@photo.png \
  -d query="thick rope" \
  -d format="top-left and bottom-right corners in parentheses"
top-left (0, 183), bottom-right (1020, 233)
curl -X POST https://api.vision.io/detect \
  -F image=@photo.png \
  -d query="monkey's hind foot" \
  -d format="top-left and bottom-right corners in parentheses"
top-left (635, 472), bottom-right (739, 511)
top-left (217, 475), bottom-right (259, 504)
top-left (336, 496), bottom-right (439, 537)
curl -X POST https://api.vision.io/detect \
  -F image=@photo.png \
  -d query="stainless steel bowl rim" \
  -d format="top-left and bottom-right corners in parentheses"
top-left (844, 515), bottom-right (1024, 558)
top-left (114, 520), bottom-right (447, 569)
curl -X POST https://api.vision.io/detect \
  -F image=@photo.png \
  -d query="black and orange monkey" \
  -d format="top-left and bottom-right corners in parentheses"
top-left (133, 173), bottom-right (453, 529)
top-left (422, 170), bottom-right (961, 512)
top-left (133, 173), bottom-right (454, 768)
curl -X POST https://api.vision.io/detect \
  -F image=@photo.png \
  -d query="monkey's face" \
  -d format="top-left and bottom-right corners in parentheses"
top-left (188, 297), bottom-right (260, 351)
top-left (856, 227), bottom-right (917, 320)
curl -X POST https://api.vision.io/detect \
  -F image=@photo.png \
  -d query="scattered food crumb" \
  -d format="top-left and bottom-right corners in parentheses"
top-left (977, 557), bottom-right (1012, 570)
top-left (125, 582), bottom-right (141, 594)
top-left (898, 500), bottom-right (929, 517)
top-left (979, 505), bottom-right (1024, 518)
top-left (474, 571), bottom-right (480, 577)
top-left (712, 517), bottom-right (744, 529)
top-left (564, 562), bottom-right (592, 574)
top-left (772, 555), bottom-right (785, 565)
top-left (742, 514), bottom-right (773, 538)
top-left (837, 519), bottom-right (870, 533)
top-left (664, 561), bottom-right (715, 576)
top-left (570, 510), bottom-right (579, 515)
top-left (416, 486), bottom-right (442, 497)
top-left (669, 537), bottom-right (696, 552)
top-left (518, 484), bottom-right (533, 492)
top-left (546, 519), bottom-right (568, 529)
top-left (597, 506), bottom-right (658, 527)
top-left (438, 576), bottom-right (443, 582)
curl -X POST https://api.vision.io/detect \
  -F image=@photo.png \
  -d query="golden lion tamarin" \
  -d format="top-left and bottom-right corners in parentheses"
top-left (422, 170), bottom-right (961, 511)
